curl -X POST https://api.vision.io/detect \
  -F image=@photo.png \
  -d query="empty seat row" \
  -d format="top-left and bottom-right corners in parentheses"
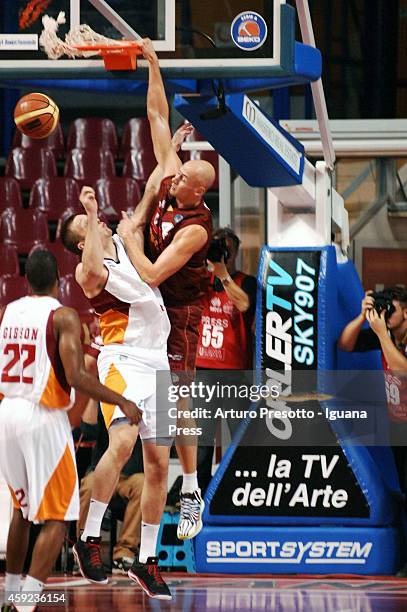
top-left (5, 146), bottom-right (219, 191)
top-left (0, 177), bottom-right (142, 223)
top-left (0, 242), bottom-right (79, 278)
top-left (0, 273), bottom-right (93, 320)
top-left (12, 117), bottom-right (153, 159)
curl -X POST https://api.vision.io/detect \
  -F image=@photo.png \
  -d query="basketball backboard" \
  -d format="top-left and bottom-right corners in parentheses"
top-left (0, 0), bottom-right (317, 86)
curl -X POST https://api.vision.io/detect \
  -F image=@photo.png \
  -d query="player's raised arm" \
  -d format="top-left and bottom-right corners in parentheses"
top-left (54, 306), bottom-right (142, 425)
top-left (141, 38), bottom-right (181, 177)
top-left (75, 186), bottom-right (108, 297)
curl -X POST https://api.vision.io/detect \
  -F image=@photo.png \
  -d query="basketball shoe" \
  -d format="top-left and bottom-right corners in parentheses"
top-left (73, 536), bottom-right (108, 584)
top-left (177, 488), bottom-right (205, 539)
top-left (128, 556), bottom-right (172, 600)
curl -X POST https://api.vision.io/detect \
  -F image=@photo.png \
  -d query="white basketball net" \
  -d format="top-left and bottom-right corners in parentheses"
top-left (40, 11), bottom-right (125, 59)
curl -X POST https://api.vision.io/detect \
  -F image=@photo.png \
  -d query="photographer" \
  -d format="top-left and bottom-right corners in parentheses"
top-left (196, 228), bottom-right (257, 494)
top-left (338, 287), bottom-right (407, 573)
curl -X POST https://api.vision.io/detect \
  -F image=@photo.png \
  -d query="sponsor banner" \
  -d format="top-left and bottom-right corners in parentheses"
top-left (0, 34), bottom-right (38, 50)
top-left (195, 526), bottom-right (399, 574)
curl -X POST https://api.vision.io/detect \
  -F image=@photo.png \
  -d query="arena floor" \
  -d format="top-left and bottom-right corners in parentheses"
top-left (2, 574), bottom-right (407, 611)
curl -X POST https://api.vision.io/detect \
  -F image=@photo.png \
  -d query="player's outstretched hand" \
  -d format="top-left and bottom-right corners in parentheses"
top-left (80, 186), bottom-right (98, 216)
top-left (172, 121), bottom-right (193, 152)
top-left (119, 399), bottom-right (143, 426)
top-left (141, 38), bottom-right (158, 62)
top-left (117, 211), bottom-right (135, 239)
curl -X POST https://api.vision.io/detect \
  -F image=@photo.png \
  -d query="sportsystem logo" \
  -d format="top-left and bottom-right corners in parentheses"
top-left (231, 12), bottom-right (268, 51)
top-left (206, 540), bottom-right (372, 565)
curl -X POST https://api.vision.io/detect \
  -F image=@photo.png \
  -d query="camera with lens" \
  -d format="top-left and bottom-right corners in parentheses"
top-left (370, 289), bottom-right (396, 319)
top-left (207, 236), bottom-right (230, 263)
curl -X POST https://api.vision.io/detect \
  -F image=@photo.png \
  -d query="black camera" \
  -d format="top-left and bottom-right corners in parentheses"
top-left (370, 290), bottom-right (396, 319)
top-left (207, 236), bottom-right (230, 263)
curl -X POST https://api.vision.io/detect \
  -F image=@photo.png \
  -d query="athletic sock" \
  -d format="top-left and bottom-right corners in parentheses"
top-left (81, 499), bottom-right (108, 541)
top-left (14, 575), bottom-right (44, 612)
top-left (181, 471), bottom-right (199, 494)
top-left (5, 572), bottom-right (22, 599)
top-left (139, 522), bottom-right (160, 563)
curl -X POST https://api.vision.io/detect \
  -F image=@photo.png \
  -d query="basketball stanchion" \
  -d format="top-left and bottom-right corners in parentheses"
top-left (156, 512), bottom-right (196, 573)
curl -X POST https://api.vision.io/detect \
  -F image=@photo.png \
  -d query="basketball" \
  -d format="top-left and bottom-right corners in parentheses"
top-left (14, 92), bottom-right (59, 139)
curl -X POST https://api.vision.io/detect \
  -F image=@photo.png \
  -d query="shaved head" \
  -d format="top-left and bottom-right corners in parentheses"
top-left (184, 159), bottom-right (216, 191)
top-left (169, 159), bottom-right (216, 206)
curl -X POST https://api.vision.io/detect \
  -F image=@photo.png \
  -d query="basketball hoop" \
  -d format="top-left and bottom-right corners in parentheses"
top-left (39, 11), bottom-right (142, 70)
top-left (72, 42), bottom-right (142, 71)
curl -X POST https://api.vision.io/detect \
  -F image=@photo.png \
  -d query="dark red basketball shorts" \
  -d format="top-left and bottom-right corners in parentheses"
top-left (166, 304), bottom-right (203, 385)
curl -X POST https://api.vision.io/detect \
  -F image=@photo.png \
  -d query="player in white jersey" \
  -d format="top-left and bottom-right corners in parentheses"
top-left (0, 249), bottom-right (140, 612)
top-left (60, 185), bottom-right (174, 600)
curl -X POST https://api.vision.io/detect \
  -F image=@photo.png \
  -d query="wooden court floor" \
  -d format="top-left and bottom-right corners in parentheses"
top-left (2, 573), bottom-right (407, 611)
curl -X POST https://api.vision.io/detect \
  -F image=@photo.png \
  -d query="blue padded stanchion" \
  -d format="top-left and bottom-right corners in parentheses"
top-left (156, 512), bottom-right (195, 572)
top-left (194, 247), bottom-right (404, 574)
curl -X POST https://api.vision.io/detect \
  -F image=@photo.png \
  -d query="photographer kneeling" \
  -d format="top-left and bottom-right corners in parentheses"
top-left (338, 287), bottom-right (407, 573)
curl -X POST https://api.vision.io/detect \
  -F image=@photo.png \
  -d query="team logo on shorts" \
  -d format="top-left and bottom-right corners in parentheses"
top-left (231, 11), bottom-right (268, 51)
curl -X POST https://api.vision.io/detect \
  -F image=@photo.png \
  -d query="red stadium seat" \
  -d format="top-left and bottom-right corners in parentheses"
top-left (0, 245), bottom-right (19, 277)
top-left (0, 208), bottom-right (49, 254)
top-left (0, 178), bottom-right (22, 210)
top-left (0, 275), bottom-right (30, 306)
top-left (59, 274), bottom-right (95, 321)
top-left (122, 149), bottom-right (157, 191)
top-left (120, 117), bottom-right (153, 156)
top-left (95, 178), bottom-right (142, 222)
top-left (67, 118), bottom-right (118, 156)
top-left (29, 178), bottom-right (81, 222)
top-left (12, 123), bottom-right (65, 160)
top-left (65, 148), bottom-right (116, 188)
top-left (30, 242), bottom-right (79, 278)
top-left (5, 147), bottom-right (57, 190)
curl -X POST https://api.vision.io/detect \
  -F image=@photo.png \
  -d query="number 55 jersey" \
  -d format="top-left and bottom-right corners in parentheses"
top-left (0, 295), bottom-right (72, 408)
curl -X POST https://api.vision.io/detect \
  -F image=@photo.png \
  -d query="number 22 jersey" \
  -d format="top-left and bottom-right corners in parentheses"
top-left (0, 295), bottom-right (72, 409)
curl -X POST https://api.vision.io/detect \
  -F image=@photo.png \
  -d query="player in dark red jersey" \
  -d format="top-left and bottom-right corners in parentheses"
top-left (117, 37), bottom-right (215, 540)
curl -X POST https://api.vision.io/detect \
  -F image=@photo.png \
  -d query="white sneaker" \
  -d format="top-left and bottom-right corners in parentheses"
top-left (177, 489), bottom-right (205, 540)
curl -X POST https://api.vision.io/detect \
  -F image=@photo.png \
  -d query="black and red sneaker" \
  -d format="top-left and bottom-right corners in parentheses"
top-left (128, 556), bottom-right (172, 600)
top-left (73, 536), bottom-right (108, 584)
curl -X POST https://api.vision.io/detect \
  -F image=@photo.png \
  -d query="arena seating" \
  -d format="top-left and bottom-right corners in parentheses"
top-left (120, 117), bottom-right (153, 156)
top-left (67, 118), bottom-right (119, 157)
top-left (0, 245), bottom-right (19, 277)
top-left (0, 208), bottom-right (49, 254)
top-left (0, 275), bottom-right (30, 305)
top-left (122, 148), bottom-right (157, 190)
top-left (30, 242), bottom-right (79, 278)
top-left (65, 148), bottom-right (116, 188)
top-left (0, 177), bottom-right (23, 210)
top-left (59, 274), bottom-right (95, 321)
top-left (29, 178), bottom-right (81, 222)
top-left (5, 147), bottom-right (57, 190)
top-left (95, 177), bottom-right (142, 222)
top-left (12, 122), bottom-right (65, 160)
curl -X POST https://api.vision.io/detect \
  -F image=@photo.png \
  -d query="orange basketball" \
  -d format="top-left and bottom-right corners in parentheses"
top-left (14, 92), bottom-right (59, 139)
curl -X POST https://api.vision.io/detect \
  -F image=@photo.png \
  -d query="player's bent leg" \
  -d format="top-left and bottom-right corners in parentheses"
top-left (74, 421), bottom-right (139, 585)
top-left (128, 443), bottom-right (172, 600)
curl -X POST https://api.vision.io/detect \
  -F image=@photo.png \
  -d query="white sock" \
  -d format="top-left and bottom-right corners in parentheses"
top-left (81, 499), bottom-right (108, 540)
top-left (14, 575), bottom-right (44, 612)
top-left (139, 523), bottom-right (160, 563)
top-left (5, 572), bottom-right (22, 602)
top-left (182, 471), bottom-right (199, 494)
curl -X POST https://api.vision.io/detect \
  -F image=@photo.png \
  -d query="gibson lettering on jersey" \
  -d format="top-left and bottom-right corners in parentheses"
top-left (2, 326), bottom-right (39, 341)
